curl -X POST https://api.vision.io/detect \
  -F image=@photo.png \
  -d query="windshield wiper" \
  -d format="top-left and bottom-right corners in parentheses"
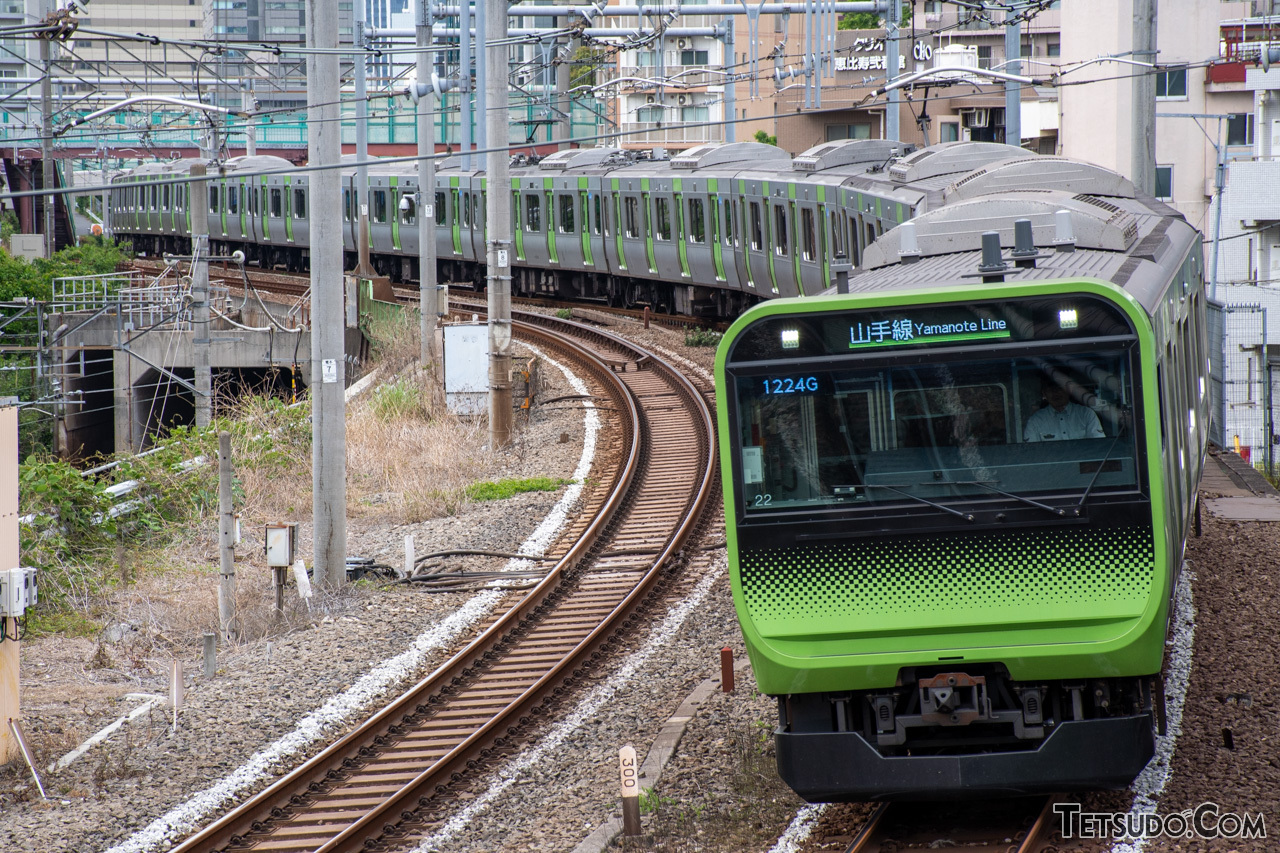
top-left (1075, 427), bottom-right (1127, 513)
top-left (858, 483), bottom-right (976, 523)
top-left (950, 481), bottom-right (1068, 518)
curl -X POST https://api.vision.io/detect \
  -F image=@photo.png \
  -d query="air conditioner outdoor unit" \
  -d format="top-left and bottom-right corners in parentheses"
top-left (646, 94), bottom-right (656, 104)
top-left (678, 94), bottom-right (688, 105)
top-left (963, 108), bottom-right (989, 129)
top-left (677, 38), bottom-right (688, 49)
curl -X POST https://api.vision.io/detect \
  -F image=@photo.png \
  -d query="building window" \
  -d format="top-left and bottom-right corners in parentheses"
top-left (680, 49), bottom-right (709, 66)
top-left (636, 50), bottom-right (658, 67)
top-left (681, 106), bottom-right (709, 123)
top-left (1154, 165), bottom-right (1173, 200)
top-left (977, 45), bottom-right (992, 69)
top-left (1046, 40), bottom-right (1060, 57)
top-left (1227, 113), bottom-right (1254, 146)
top-left (1156, 68), bottom-right (1187, 99)
top-left (636, 105), bottom-right (664, 123)
top-left (826, 123), bottom-right (873, 141)
top-left (940, 121), bottom-right (960, 143)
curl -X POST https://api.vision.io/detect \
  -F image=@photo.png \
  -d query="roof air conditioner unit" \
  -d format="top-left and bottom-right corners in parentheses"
top-left (963, 108), bottom-right (989, 129)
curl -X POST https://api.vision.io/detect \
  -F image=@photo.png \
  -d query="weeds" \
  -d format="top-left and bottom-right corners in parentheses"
top-left (556, 307), bottom-right (573, 319)
top-left (684, 327), bottom-right (722, 347)
top-left (464, 476), bottom-right (573, 502)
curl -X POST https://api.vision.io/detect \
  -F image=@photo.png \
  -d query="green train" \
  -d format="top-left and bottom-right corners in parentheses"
top-left (714, 153), bottom-right (1209, 800)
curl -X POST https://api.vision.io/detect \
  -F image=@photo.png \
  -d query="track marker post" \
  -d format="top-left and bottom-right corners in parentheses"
top-left (720, 647), bottom-right (735, 693)
top-left (619, 744), bottom-right (641, 836)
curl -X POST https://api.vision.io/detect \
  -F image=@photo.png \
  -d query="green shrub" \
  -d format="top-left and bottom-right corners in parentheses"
top-left (685, 327), bottom-right (723, 347)
top-left (464, 476), bottom-right (573, 502)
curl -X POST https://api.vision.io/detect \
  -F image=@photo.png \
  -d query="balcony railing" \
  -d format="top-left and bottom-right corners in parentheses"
top-left (613, 64), bottom-right (726, 89)
top-left (622, 121), bottom-right (723, 146)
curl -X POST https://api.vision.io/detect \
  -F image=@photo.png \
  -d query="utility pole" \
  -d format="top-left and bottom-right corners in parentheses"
top-left (217, 431), bottom-right (236, 641)
top-left (417, 3), bottom-right (440, 369)
top-left (191, 162), bottom-right (212, 429)
top-left (460, 0), bottom-right (472, 171)
top-left (354, 5), bottom-right (373, 277)
top-left (1004, 9), bottom-right (1021, 147)
top-left (308, 0), bottom-right (346, 587)
top-left (243, 81), bottom-right (256, 157)
top-left (486, 0), bottom-right (512, 449)
top-left (885, 0), bottom-right (900, 142)
top-left (39, 5), bottom-right (55, 258)
top-left (555, 24), bottom-right (574, 150)
top-left (1131, 0), bottom-right (1157, 195)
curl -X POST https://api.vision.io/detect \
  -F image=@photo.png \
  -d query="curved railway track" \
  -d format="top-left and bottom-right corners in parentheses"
top-left (166, 312), bottom-right (717, 853)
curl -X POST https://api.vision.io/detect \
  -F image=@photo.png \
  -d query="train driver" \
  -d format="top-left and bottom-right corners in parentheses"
top-left (1023, 376), bottom-right (1104, 442)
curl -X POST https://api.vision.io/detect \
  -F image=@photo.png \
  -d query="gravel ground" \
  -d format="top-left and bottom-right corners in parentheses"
top-left (11, 311), bottom-right (1270, 853)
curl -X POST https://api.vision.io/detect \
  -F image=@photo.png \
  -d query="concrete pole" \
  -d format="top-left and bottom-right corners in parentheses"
top-left (418, 4), bottom-right (440, 370)
top-left (1, 407), bottom-right (18, 765)
top-left (100, 149), bottom-right (109, 237)
top-left (308, 0), bottom-right (347, 587)
top-left (460, 0), bottom-right (472, 170)
top-left (39, 29), bottom-right (55, 257)
top-left (885, 0), bottom-right (900, 142)
top-left (191, 163), bottom-right (212, 430)
top-left (217, 431), bottom-right (236, 641)
top-left (475, 0), bottom-right (486, 154)
top-left (724, 21), bottom-right (735, 142)
top-left (243, 81), bottom-right (257, 156)
top-left (486, 0), bottom-right (512, 448)
top-left (355, 6), bottom-right (373, 277)
top-left (1004, 10), bottom-right (1020, 147)
top-left (1131, 0), bottom-right (1157, 195)
top-left (555, 25), bottom-right (574, 150)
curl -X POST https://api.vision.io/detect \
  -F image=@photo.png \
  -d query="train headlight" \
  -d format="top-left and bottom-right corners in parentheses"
top-left (781, 328), bottom-right (799, 350)
top-left (1058, 308), bottom-right (1078, 330)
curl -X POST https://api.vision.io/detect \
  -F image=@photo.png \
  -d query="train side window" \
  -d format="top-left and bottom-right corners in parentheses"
top-left (829, 209), bottom-right (845, 259)
top-left (801, 207), bottom-right (816, 261)
top-left (624, 196), bottom-right (638, 238)
top-left (473, 193), bottom-right (481, 227)
top-left (559, 194), bottom-right (575, 233)
top-left (749, 202), bottom-right (763, 251)
top-left (460, 192), bottom-right (471, 227)
top-left (211, 186), bottom-right (221, 213)
top-left (689, 197), bottom-right (705, 243)
top-left (655, 196), bottom-right (671, 240)
top-left (526, 193), bottom-right (541, 231)
top-left (399, 192), bottom-right (416, 224)
top-left (342, 189), bottom-right (351, 221)
top-left (227, 187), bottom-right (238, 214)
top-left (774, 205), bottom-right (789, 256)
top-left (270, 188), bottom-right (282, 217)
top-left (162, 185), bottom-right (171, 210)
top-left (294, 188), bottom-right (306, 219)
top-left (593, 195), bottom-right (602, 235)
top-left (725, 200), bottom-right (736, 246)
top-left (375, 189), bottom-right (390, 223)
top-left (435, 191), bottom-right (447, 225)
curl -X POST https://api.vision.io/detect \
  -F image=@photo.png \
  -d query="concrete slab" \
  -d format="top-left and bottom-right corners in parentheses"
top-left (1204, 496), bottom-right (1280, 521)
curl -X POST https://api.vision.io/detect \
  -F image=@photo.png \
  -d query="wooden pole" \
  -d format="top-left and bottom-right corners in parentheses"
top-left (619, 744), bottom-right (641, 836)
top-left (1, 406), bottom-right (20, 765)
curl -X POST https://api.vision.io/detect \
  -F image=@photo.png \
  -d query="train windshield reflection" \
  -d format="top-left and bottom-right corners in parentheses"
top-left (733, 350), bottom-right (1141, 515)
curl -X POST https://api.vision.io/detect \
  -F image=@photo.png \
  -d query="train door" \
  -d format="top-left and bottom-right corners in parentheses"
top-left (770, 197), bottom-right (798, 298)
top-left (621, 192), bottom-right (647, 275)
top-left (555, 185), bottom-right (582, 271)
top-left (396, 179), bottom-right (418, 261)
top-left (578, 178), bottom-right (597, 270)
top-left (545, 181), bottom-right (559, 266)
top-left (651, 189), bottom-right (679, 281)
top-left (640, 190), bottom-right (657, 275)
top-left (796, 201), bottom-right (824, 296)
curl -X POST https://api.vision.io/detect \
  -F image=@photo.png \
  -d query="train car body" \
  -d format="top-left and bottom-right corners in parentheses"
top-left (108, 140), bottom-right (1037, 318)
top-left (714, 156), bottom-right (1209, 800)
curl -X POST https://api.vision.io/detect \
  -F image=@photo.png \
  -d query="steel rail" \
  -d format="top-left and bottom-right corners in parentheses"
top-left (844, 795), bottom-right (1060, 853)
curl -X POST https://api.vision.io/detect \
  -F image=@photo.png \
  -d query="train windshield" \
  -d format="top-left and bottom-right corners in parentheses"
top-left (731, 347), bottom-right (1142, 518)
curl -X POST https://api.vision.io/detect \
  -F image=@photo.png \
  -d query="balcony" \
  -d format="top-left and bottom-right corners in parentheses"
top-left (622, 121), bottom-right (724, 147)
top-left (613, 64), bottom-right (725, 91)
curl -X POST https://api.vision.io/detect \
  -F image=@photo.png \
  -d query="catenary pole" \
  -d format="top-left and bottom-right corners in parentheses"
top-left (355, 4), bottom-right (373, 277)
top-left (486, 0), bottom-right (512, 448)
top-left (418, 3), bottom-right (440, 369)
top-left (1131, 0), bottom-right (1157, 195)
top-left (1004, 9), bottom-right (1020, 147)
top-left (39, 13), bottom-right (55, 258)
top-left (218, 431), bottom-right (236, 640)
top-left (308, 0), bottom-right (346, 587)
top-left (191, 162), bottom-right (211, 430)
top-left (885, 0), bottom-right (900, 142)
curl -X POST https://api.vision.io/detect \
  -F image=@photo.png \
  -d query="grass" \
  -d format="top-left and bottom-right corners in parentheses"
top-left (684, 327), bottom-right (722, 347)
top-left (464, 476), bottom-right (574, 502)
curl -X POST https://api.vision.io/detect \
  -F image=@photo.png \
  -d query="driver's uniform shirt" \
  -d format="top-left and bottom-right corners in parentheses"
top-left (1023, 403), bottom-right (1104, 443)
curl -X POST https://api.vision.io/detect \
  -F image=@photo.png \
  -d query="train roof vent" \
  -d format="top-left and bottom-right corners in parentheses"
top-left (862, 191), bottom-right (1140, 269)
top-left (946, 157), bottom-right (1137, 202)
top-left (792, 139), bottom-right (906, 171)
top-left (538, 148), bottom-right (616, 170)
top-left (670, 142), bottom-right (791, 170)
top-left (887, 141), bottom-right (1026, 183)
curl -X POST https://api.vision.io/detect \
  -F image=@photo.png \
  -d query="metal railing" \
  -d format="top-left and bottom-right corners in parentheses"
top-left (621, 121), bottom-right (723, 146)
top-left (51, 272), bottom-right (143, 312)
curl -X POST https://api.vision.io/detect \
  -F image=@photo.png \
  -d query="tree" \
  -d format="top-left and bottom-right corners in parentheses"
top-left (839, 5), bottom-right (912, 29)
top-left (754, 130), bottom-right (778, 146)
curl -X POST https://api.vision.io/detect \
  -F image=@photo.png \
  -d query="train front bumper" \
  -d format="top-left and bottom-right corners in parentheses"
top-left (776, 713), bottom-right (1155, 802)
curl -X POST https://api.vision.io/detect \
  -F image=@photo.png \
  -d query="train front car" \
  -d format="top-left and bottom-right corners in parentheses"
top-left (715, 177), bottom-right (1207, 802)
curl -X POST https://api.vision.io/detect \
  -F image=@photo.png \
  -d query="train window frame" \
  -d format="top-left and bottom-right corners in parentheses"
top-left (162, 185), bottom-right (171, 210)
top-left (293, 188), bottom-right (306, 219)
top-left (801, 207), bottom-right (816, 261)
top-left (558, 193), bottom-right (575, 233)
top-left (270, 187), bottom-right (282, 218)
top-left (655, 196), bottom-right (671, 240)
top-left (829, 208), bottom-right (846, 260)
top-left (343, 189), bottom-right (351, 222)
top-left (227, 186), bottom-right (238, 214)
top-left (473, 192), bottom-right (482, 228)
top-left (592, 194), bottom-right (602, 235)
top-left (399, 191), bottom-right (416, 224)
top-left (435, 191), bottom-right (447, 225)
top-left (461, 191), bottom-right (471, 228)
top-left (371, 188), bottom-right (387, 223)
top-left (688, 197), bottom-right (706, 243)
top-left (749, 201), bottom-right (763, 251)
top-left (773, 204), bottom-right (788, 256)
top-left (526, 193), bottom-right (542, 232)
top-left (624, 195), bottom-right (639, 238)
top-left (211, 186), bottom-right (221, 213)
